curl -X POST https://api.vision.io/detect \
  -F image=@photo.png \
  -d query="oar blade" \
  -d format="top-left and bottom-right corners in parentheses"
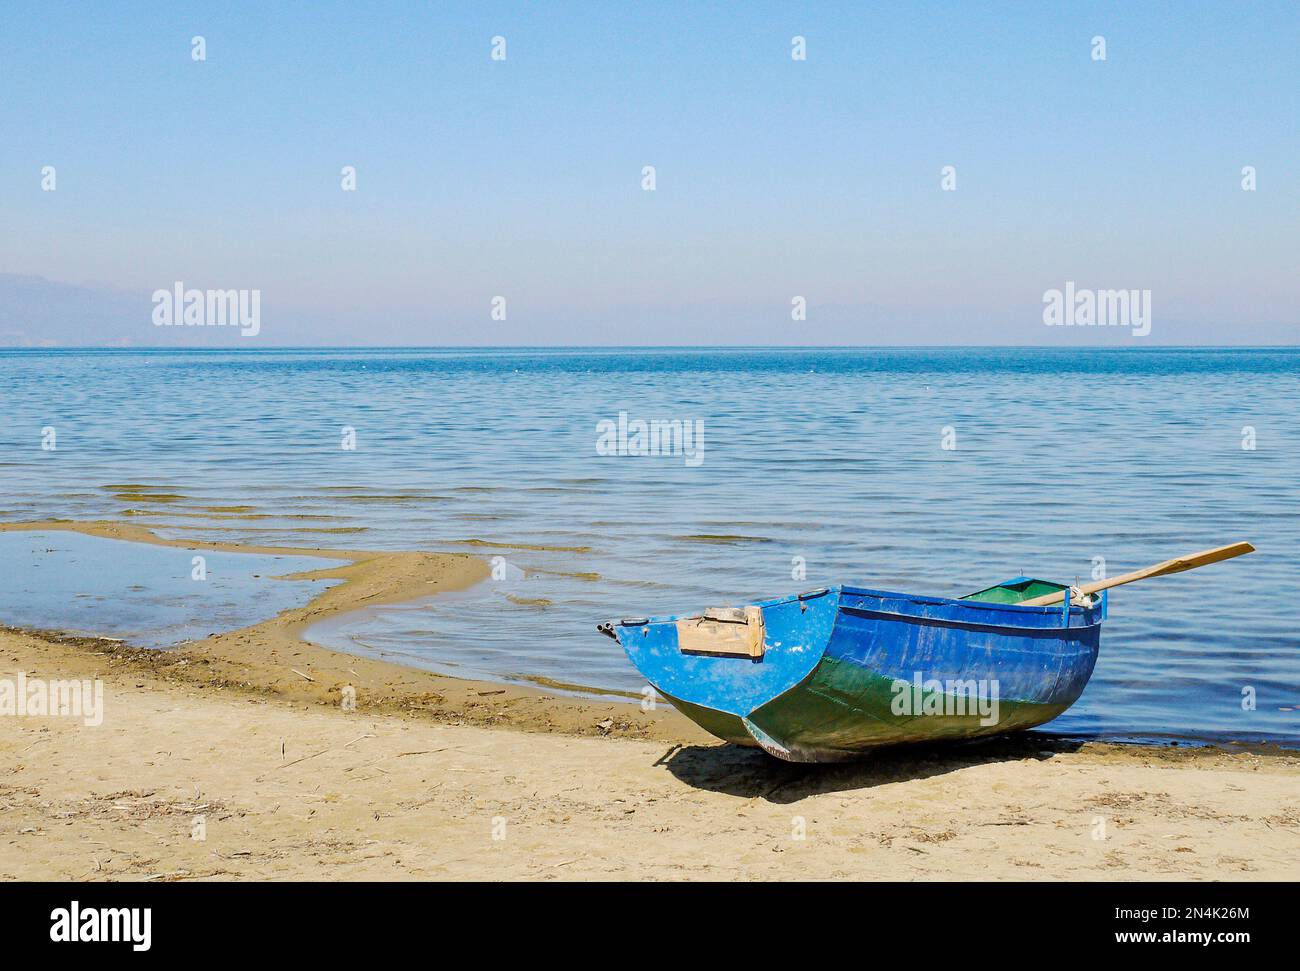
top-left (1149, 541), bottom-right (1255, 577)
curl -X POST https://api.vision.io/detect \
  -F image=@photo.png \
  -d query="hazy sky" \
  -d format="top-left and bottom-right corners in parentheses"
top-left (1, 1), bottom-right (1297, 345)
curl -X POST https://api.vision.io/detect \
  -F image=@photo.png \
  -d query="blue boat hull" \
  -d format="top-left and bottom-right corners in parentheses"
top-left (603, 582), bottom-right (1106, 762)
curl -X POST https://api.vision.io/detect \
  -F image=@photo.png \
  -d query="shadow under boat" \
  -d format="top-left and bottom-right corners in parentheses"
top-left (655, 732), bottom-right (1087, 803)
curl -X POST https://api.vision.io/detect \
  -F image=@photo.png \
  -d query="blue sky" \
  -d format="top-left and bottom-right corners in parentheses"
top-left (1, 0), bottom-right (1297, 345)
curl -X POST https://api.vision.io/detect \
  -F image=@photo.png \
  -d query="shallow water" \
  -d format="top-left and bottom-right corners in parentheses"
top-left (1, 347), bottom-right (1297, 746)
top-left (0, 531), bottom-right (341, 646)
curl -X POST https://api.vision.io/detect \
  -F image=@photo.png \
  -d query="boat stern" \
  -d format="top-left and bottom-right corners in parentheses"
top-left (597, 587), bottom-right (841, 745)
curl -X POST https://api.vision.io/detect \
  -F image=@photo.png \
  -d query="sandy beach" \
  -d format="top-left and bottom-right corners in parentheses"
top-left (0, 521), bottom-right (1296, 881)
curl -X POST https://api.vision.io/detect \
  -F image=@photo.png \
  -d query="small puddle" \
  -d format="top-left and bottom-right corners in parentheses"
top-left (0, 530), bottom-right (343, 646)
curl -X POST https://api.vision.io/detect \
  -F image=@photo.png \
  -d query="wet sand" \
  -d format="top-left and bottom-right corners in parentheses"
top-left (0, 520), bottom-right (1297, 880)
top-left (0, 520), bottom-right (688, 740)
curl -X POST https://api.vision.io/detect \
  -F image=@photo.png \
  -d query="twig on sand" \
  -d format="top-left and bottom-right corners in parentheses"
top-left (343, 748), bottom-right (450, 774)
top-left (290, 668), bottom-right (315, 682)
top-left (275, 749), bottom-right (332, 771)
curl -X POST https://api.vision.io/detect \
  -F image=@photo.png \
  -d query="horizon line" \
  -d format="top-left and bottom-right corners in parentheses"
top-left (1, 344), bottom-right (1298, 352)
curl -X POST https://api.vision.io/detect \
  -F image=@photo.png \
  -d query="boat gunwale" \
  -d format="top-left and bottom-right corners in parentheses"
top-left (838, 601), bottom-right (1103, 634)
top-left (611, 580), bottom-right (1105, 629)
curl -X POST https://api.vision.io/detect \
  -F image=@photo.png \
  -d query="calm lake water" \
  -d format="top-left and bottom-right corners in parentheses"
top-left (1, 347), bottom-right (1296, 746)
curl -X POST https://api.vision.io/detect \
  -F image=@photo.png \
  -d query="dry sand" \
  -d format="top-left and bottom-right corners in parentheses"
top-left (0, 521), bottom-right (1296, 880)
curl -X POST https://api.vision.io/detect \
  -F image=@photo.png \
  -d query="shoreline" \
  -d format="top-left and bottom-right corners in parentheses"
top-left (0, 519), bottom-right (699, 743)
top-left (1, 520), bottom-right (1298, 879)
top-left (0, 518), bottom-right (1293, 754)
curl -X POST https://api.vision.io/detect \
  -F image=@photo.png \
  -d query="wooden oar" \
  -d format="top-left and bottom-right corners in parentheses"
top-left (1017, 542), bottom-right (1256, 607)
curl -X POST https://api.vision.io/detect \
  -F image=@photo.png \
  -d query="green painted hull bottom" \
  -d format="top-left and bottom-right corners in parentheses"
top-left (666, 657), bottom-right (1069, 762)
top-left (663, 694), bottom-right (759, 748)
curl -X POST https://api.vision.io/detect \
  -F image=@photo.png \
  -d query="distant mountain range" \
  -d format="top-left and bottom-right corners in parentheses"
top-left (0, 274), bottom-right (150, 347)
top-left (0, 272), bottom-right (1295, 347)
top-left (0, 273), bottom-right (325, 346)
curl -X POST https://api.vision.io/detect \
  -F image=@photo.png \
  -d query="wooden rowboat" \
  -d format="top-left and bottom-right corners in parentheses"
top-left (597, 544), bottom-right (1253, 762)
